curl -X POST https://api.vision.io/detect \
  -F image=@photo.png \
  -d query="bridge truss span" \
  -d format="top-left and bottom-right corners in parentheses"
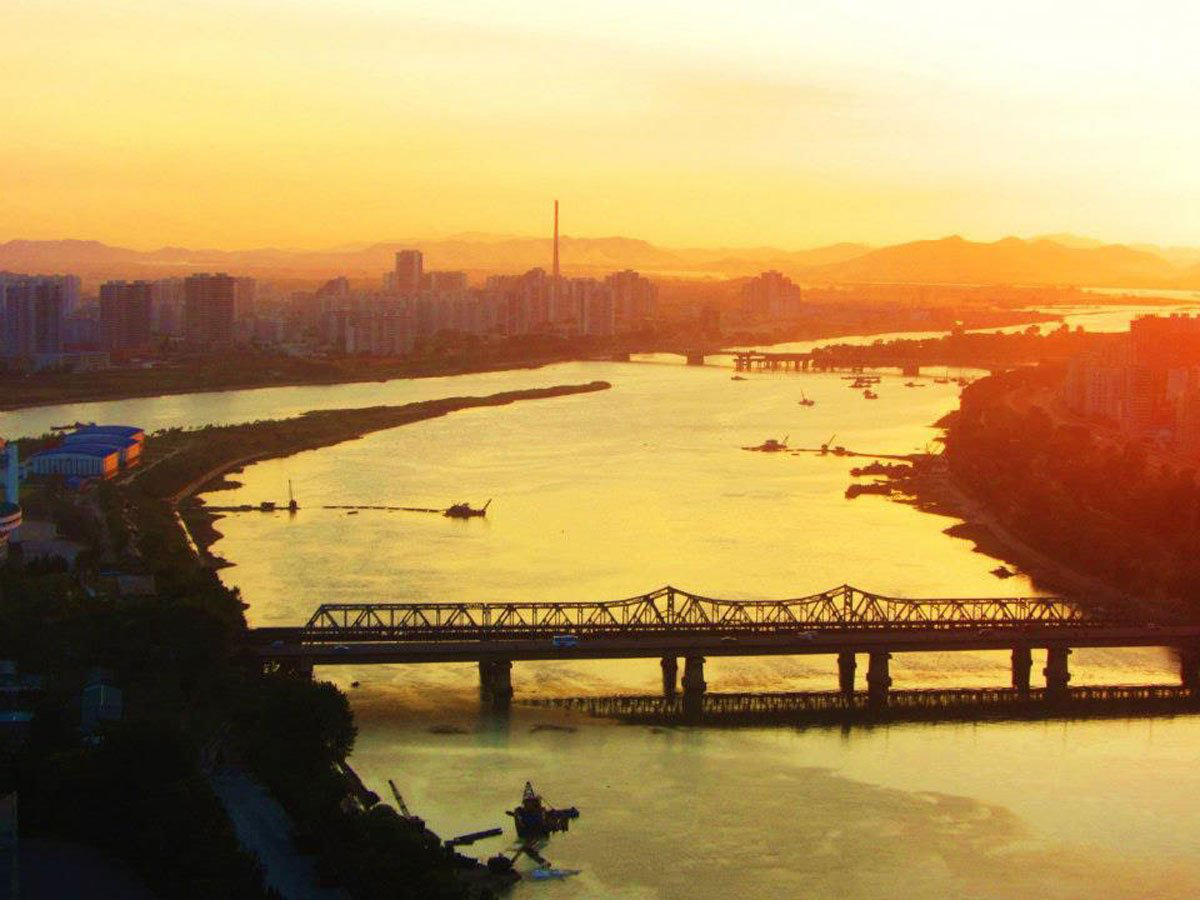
top-left (301, 584), bottom-right (1086, 642)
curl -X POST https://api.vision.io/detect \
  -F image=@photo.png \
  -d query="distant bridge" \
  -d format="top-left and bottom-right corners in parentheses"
top-left (248, 584), bottom-right (1200, 718)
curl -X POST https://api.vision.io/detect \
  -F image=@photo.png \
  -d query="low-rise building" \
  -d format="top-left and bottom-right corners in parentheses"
top-left (29, 444), bottom-right (121, 479)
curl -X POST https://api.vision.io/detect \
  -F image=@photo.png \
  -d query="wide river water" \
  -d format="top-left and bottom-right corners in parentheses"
top-left (4, 308), bottom-right (1200, 898)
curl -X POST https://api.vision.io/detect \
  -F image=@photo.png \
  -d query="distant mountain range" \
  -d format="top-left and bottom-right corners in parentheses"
top-left (2, 234), bottom-right (1199, 291)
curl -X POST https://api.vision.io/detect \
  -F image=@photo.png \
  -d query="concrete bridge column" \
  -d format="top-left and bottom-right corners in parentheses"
top-left (1043, 648), bottom-right (1071, 701)
top-left (686, 352), bottom-right (705, 366)
top-left (1180, 647), bottom-right (1200, 696)
top-left (682, 656), bottom-right (706, 718)
top-left (661, 657), bottom-right (679, 700)
top-left (866, 652), bottom-right (891, 708)
top-left (478, 660), bottom-right (494, 702)
top-left (1011, 647), bottom-right (1033, 695)
top-left (837, 652), bottom-right (857, 698)
top-left (488, 660), bottom-right (514, 709)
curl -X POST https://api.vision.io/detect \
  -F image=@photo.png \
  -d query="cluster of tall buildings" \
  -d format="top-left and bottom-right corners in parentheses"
top-left (99, 274), bottom-right (257, 352)
top-left (2, 205), bottom-right (659, 367)
top-left (326, 249), bottom-right (657, 355)
top-left (0, 271), bottom-right (260, 368)
top-left (1062, 314), bottom-right (1200, 449)
top-left (0, 273), bottom-right (82, 368)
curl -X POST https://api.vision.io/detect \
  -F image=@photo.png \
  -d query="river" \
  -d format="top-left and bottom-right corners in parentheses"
top-left (4, 315), bottom-right (1199, 898)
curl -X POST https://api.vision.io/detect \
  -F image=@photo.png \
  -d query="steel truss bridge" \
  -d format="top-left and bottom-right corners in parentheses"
top-left (250, 584), bottom-right (1200, 720)
top-left (289, 584), bottom-right (1087, 642)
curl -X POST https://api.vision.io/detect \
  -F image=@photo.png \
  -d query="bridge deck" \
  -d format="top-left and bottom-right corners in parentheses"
top-left (251, 624), bottom-right (1200, 665)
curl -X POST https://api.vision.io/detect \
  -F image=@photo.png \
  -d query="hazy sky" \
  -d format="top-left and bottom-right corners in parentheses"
top-left (5, 0), bottom-right (1200, 249)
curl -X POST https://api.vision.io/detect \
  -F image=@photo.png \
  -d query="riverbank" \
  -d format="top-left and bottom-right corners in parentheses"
top-left (0, 308), bottom-right (1058, 413)
top-left (130, 381), bottom-right (612, 565)
top-left (0, 345), bottom-right (583, 412)
top-left (866, 453), bottom-right (1128, 604)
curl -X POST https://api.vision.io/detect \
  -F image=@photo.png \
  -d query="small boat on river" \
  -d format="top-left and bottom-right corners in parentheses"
top-left (445, 499), bottom-right (492, 518)
top-left (743, 436), bottom-right (789, 452)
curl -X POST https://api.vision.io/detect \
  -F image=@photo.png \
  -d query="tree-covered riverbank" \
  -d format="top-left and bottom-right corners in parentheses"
top-left (874, 365), bottom-right (1198, 621)
top-left (2, 382), bottom-right (609, 897)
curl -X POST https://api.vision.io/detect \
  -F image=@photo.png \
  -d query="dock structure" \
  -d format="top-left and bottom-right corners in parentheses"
top-left (249, 583), bottom-right (1200, 721)
top-left (733, 349), bottom-right (923, 376)
top-left (523, 684), bottom-right (1200, 725)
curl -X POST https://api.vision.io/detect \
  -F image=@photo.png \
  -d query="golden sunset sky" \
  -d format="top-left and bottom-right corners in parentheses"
top-left (5, 0), bottom-right (1200, 249)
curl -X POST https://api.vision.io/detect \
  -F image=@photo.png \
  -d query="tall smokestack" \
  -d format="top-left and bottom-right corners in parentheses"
top-left (553, 199), bottom-right (560, 282)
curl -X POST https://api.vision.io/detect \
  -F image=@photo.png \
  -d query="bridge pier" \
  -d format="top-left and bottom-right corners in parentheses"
top-left (478, 660), bottom-right (493, 702)
top-left (1180, 646), bottom-right (1200, 696)
top-left (478, 660), bottom-right (514, 708)
top-left (837, 652), bottom-right (857, 698)
top-left (661, 657), bottom-right (679, 700)
top-left (682, 656), bottom-right (706, 718)
top-left (1043, 648), bottom-right (1071, 701)
top-left (1011, 647), bottom-right (1033, 695)
top-left (685, 352), bottom-right (705, 366)
top-left (866, 652), bottom-right (891, 708)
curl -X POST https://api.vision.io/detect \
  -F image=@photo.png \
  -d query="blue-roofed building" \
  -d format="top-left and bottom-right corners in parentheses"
top-left (70, 425), bottom-right (145, 445)
top-left (29, 444), bottom-right (121, 479)
top-left (62, 432), bottom-right (142, 466)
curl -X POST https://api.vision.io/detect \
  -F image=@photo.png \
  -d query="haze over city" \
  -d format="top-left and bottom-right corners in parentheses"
top-left (7, 1), bottom-right (1200, 249)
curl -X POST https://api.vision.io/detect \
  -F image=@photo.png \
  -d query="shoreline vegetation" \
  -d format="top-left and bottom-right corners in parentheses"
top-left (857, 367), bottom-right (1196, 623)
top-left (2, 382), bottom-right (610, 899)
top-left (0, 308), bottom-right (1058, 413)
top-left (854, 453), bottom-right (1130, 603)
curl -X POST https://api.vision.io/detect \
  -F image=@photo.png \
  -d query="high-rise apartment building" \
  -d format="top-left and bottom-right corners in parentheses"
top-left (1, 274), bottom-right (66, 361)
top-left (184, 273), bottom-right (236, 348)
top-left (99, 280), bottom-right (153, 352)
top-left (394, 251), bottom-right (423, 295)
top-left (741, 271), bottom-right (803, 321)
top-left (151, 278), bottom-right (187, 337)
top-left (607, 269), bottom-right (657, 330)
top-left (233, 276), bottom-right (257, 319)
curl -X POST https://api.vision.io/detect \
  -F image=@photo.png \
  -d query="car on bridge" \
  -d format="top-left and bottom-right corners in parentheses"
top-left (552, 635), bottom-right (580, 649)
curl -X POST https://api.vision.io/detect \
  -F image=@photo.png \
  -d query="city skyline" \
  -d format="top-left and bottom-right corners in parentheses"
top-left (6, 1), bottom-right (1200, 250)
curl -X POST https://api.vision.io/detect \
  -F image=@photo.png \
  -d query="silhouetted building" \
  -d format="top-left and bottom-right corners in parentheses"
top-left (607, 269), bottom-right (657, 330)
top-left (316, 276), bottom-right (350, 299)
top-left (1177, 387), bottom-right (1200, 451)
top-left (425, 271), bottom-right (468, 294)
top-left (184, 273), bottom-right (236, 348)
top-left (394, 250), bottom-right (423, 295)
top-left (150, 278), bottom-right (186, 337)
top-left (99, 281), bottom-right (153, 352)
top-left (233, 276), bottom-right (257, 319)
top-left (741, 271), bottom-right (802, 321)
top-left (1, 274), bottom-right (66, 363)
